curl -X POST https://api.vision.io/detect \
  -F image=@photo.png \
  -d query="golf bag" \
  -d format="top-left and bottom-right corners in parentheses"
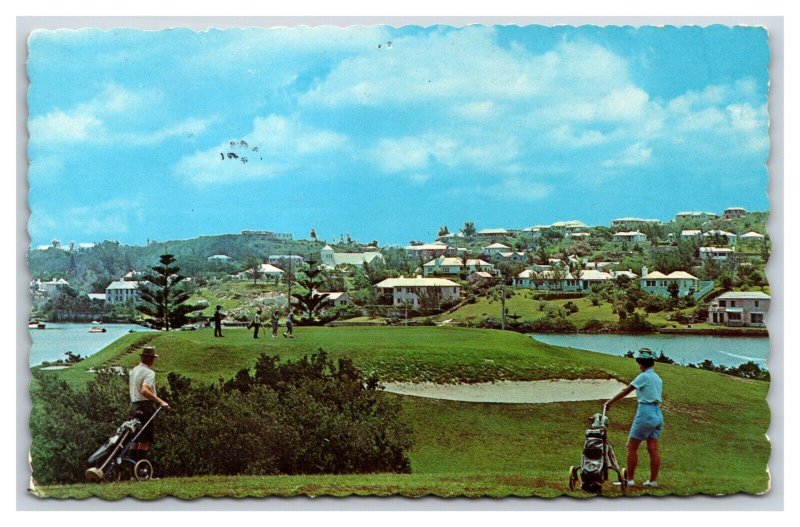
top-left (579, 427), bottom-right (609, 492)
top-left (569, 408), bottom-right (626, 494)
top-left (87, 418), bottom-right (140, 466)
top-left (85, 406), bottom-right (162, 482)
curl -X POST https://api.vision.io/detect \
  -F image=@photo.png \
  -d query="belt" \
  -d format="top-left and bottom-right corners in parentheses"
top-left (638, 401), bottom-right (660, 406)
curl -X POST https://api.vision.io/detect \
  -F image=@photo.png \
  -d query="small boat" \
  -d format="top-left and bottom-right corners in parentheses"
top-left (88, 327), bottom-right (107, 333)
top-left (28, 321), bottom-right (46, 329)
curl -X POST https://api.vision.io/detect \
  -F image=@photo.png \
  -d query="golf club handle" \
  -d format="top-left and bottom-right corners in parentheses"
top-left (602, 403), bottom-right (608, 419)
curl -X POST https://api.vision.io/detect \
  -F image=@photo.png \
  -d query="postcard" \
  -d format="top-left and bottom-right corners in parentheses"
top-left (26, 24), bottom-right (771, 499)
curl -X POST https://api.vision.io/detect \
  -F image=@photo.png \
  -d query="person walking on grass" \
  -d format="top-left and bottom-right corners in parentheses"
top-left (283, 310), bottom-right (295, 338)
top-left (129, 346), bottom-right (170, 462)
top-left (271, 310), bottom-right (280, 338)
top-left (213, 305), bottom-right (225, 337)
top-left (605, 347), bottom-right (663, 489)
top-left (248, 308), bottom-right (262, 339)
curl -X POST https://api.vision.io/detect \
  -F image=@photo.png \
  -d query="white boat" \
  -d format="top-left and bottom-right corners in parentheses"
top-left (88, 327), bottom-right (107, 333)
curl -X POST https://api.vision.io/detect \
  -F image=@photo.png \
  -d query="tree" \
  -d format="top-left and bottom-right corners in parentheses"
top-left (667, 281), bottom-right (680, 300)
top-left (137, 253), bottom-right (203, 330)
top-left (462, 221), bottom-right (476, 237)
top-left (537, 245), bottom-right (549, 265)
top-left (244, 255), bottom-right (262, 285)
top-left (294, 261), bottom-right (331, 319)
top-left (438, 225), bottom-right (450, 238)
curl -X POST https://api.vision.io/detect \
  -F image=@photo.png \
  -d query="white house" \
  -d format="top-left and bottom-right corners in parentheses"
top-left (87, 293), bottom-right (107, 302)
top-left (681, 229), bottom-right (702, 240)
top-left (477, 228), bottom-right (509, 238)
top-left (36, 278), bottom-right (70, 297)
top-left (481, 242), bottom-right (512, 256)
top-left (699, 247), bottom-right (734, 262)
top-left (613, 230), bottom-right (647, 243)
top-left (675, 211), bottom-right (719, 221)
top-left (106, 281), bottom-right (142, 305)
top-left (708, 291), bottom-right (769, 327)
top-left (422, 256), bottom-right (495, 277)
top-left (238, 263), bottom-right (285, 280)
top-left (640, 268), bottom-right (700, 298)
top-left (404, 242), bottom-right (454, 260)
top-left (495, 251), bottom-right (527, 263)
top-left (567, 232), bottom-right (591, 240)
top-left (704, 230), bottom-right (738, 244)
top-left (551, 220), bottom-right (588, 231)
top-left (739, 231), bottom-right (766, 242)
top-left (311, 291), bottom-right (352, 307)
top-left (207, 254), bottom-right (232, 262)
top-left (610, 218), bottom-right (661, 228)
top-left (514, 269), bottom-right (580, 291)
top-left (723, 207), bottom-right (747, 219)
top-left (321, 245), bottom-right (385, 269)
top-left (520, 226), bottom-right (544, 238)
top-left (374, 276), bottom-right (461, 307)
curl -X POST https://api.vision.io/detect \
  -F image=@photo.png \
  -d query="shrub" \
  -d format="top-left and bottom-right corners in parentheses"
top-left (30, 351), bottom-right (413, 485)
top-left (617, 312), bottom-right (656, 333)
top-left (529, 315), bottom-right (578, 333)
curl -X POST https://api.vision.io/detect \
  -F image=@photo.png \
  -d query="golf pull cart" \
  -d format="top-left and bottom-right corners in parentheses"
top-left (85, 406), bottom-right (163, 483)
top-left (568, 404), bottom-right (627, 494)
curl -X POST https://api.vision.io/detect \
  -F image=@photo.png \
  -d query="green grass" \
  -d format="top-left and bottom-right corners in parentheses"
top-left (439, 293), bottom-right (750, 332)
top-left (32, 326), bottom-right (770, 499)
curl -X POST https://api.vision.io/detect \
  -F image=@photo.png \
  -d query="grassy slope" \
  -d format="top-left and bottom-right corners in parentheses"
top-left (437, 293), bottom-right (767, 332)
top-left (33, 326), bottom-right (770, 499)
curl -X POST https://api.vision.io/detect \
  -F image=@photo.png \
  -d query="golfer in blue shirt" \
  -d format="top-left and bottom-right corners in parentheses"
top-left (606, 348), bottom-right (663, 488)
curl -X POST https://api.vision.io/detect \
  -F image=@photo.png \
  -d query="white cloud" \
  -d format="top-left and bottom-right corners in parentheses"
top-left (449, 177), bottom-right (551, 202)
top-left (602, 142), bottom-right (652, 168)
top-left (28, 83), bottom-right (211, 146)
top-left (173, 114), bottom-right (348, 186)
top-left (29, 198), bottom-right (142, 239)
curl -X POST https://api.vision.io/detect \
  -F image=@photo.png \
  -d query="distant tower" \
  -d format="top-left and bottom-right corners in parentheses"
top-left (321, 245), bottom-right (335, 266)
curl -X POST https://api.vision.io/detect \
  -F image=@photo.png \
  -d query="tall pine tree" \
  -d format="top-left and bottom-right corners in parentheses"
top-left (137, 253), bottom-right (202, 330)
top-left (294, 260), bottom-right (331, 320)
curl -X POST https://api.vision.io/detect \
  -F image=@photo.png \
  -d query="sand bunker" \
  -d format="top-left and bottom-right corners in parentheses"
top-left (381, 379), bottom-right (635, 404)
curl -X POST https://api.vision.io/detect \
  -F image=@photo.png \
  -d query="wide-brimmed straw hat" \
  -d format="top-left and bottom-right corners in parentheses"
top-left (140, 345), bottom-right (159, 358)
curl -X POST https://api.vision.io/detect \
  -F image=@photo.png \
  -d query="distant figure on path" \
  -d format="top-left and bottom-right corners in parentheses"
top-left (606, 347), bottom-right (664, 489)
top-left (213, 305), bottom-right (225, 337)
top-left (249, 308), bottom-right (262, 339)
top-left (283, 310), bottom-right (295, 338)
top-left (271, 310), bottom-right (280, 338)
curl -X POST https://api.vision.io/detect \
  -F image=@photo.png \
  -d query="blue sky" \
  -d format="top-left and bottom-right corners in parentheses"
top-left (27, 25), bottom-right (770, 247)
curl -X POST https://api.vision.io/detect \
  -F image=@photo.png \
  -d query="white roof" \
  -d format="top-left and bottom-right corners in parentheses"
top-left (107, 280), bottom-right (140, 290)
top-left (478, 228), bottom-right (509, 235)
top-left (676, 211), bottom-right (717, 216)
top-left (423, 257), bottom-right (462, 267)
top-left (725, 207), bottom-right (746, 212)
top-left (740, 231), bottom-right (765, 238)
top-left (322, 244), bottom-right (334, 251)
top-left (577, 270), bottom-right (612, 281)
top-left (406, 244), bottom-right (452, 251)
top-left (87, 293), bottom-right (106, 300)
top-left (570, 232), bottom-right (590, 237)
top-left (666, 271), bottom-right (699, 280)
top-left (319, 291), bottom-right (349, 301)
top-left (704, 230), bottom-right (737, 237)
top-left (643, 271), bottom-right (668, 279)
top-left (700, 247), bottom-right (734, 253)
top-left (78, 242), bottom-right (96, 249)
top-left (681, 229), bottom-right (702, 236)
top-left (484, 242), bottom-right (511, 249)
top-left (612, 217), bottom-right (660, 223)
top-left (517, 269), bottom-right (575, 280)
top-left (551, 220), bottom-right (587, 228)
top-left (614, 230), bottom-right (645, 236)
top-left (471, 271), bottom-right (494, 278)
top-left (717, 291), bottom-right (771, 300)
top-left (208, 254), bottom-right (231, 259)
top-left (521, 226), bottom-right (542, 232)
top-left (330, 252), bottom-right (384, 266)
top-left (612, 270), bottom-right (638, 279)
top-left (375, 277), bottom-right (460, 288)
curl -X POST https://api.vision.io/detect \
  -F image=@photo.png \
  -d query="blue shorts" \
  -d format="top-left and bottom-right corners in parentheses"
top-left (629, 404), bottom-right (663, 441)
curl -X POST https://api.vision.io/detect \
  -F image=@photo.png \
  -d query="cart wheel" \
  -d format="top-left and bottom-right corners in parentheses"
top-left (103, 463), bottom-right (122, 483)
top-left (134, 459), bottom-right (154, 481)
top-left (620, 468), bottom-right (628, 494)
top-left (568, 466), bottom-right (579, 491)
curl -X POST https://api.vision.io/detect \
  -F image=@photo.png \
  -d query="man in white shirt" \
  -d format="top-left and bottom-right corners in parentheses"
top-left (129, 345), bottom-right (170, 460)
